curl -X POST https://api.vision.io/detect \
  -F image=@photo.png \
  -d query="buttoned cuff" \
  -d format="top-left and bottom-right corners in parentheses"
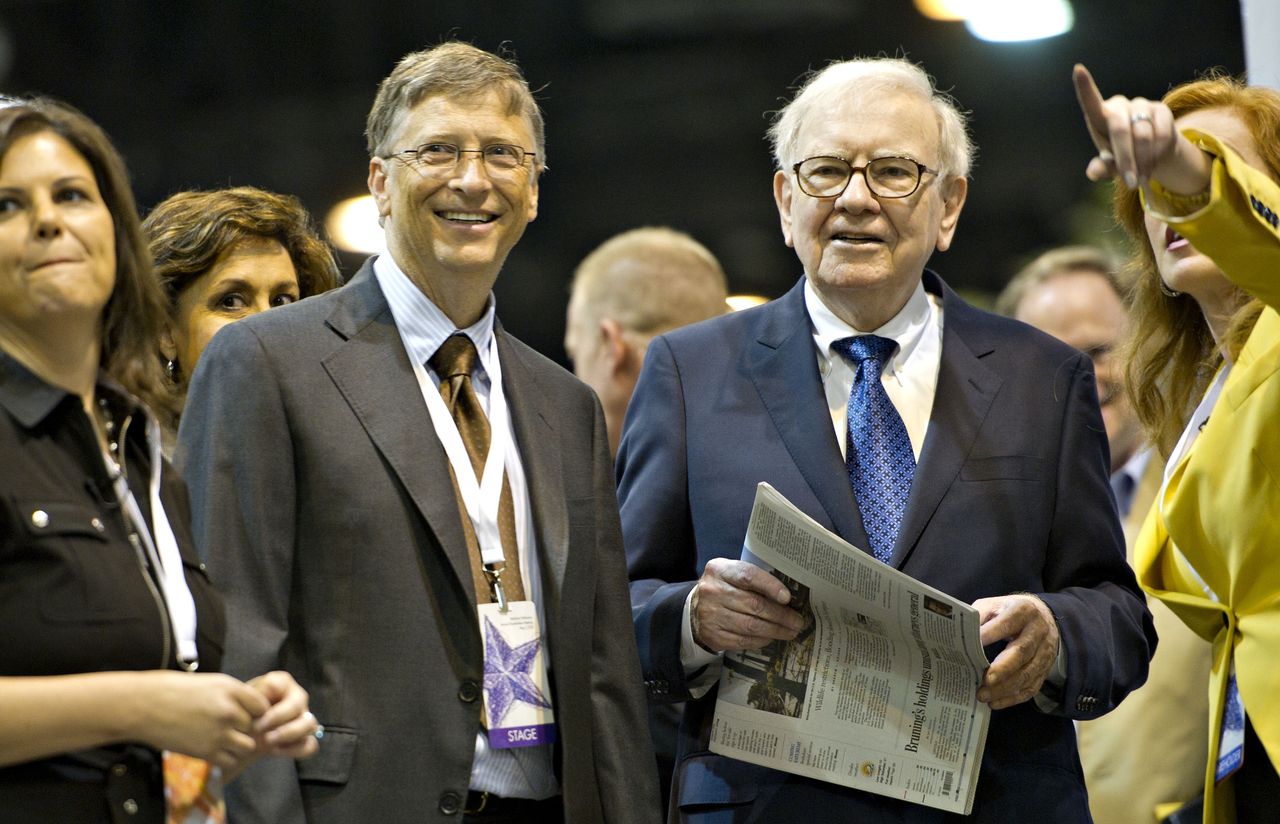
top-left (681, 588), bottom-right (722, 698)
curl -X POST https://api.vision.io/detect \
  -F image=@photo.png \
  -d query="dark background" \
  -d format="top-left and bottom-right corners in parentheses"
top-left (1, 0), bottom-right (1245, 363)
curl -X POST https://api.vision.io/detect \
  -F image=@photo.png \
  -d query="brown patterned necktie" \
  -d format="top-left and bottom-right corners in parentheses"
top-left (429, 334), bottom-right (525, 605)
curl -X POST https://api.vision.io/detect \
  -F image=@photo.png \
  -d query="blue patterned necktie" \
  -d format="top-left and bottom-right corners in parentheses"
top-left (832, 335), bottom-right (916, 563)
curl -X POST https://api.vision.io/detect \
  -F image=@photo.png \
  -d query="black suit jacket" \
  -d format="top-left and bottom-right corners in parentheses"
top-left (179, 259), bottom-right (659, 824)
top-left (617, 274), bottom-right (1155, 822)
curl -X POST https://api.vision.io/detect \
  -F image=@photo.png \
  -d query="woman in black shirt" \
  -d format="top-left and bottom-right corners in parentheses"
top-left (0, 98), bottom-right (318, 823)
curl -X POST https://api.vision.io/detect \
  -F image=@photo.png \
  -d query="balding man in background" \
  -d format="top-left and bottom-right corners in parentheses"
top-left (998, 247), bottom-right (1209, 824)
top-left (565, 227), bottom-right (727, 809)
top-left (565, 227), bottom-right (728, 457)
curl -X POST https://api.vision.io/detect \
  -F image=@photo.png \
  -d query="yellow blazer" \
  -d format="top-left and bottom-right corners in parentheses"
top-left (1135, 130), bottom-right (1280, 824)
top-left (1078, 454), bottom-right (1210, 824)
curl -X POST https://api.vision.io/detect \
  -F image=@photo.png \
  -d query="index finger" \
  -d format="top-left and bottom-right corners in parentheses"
top-left (1072, 64), bottom-right (1111, 152)
top-left (708, 559), bottom-right (792, 605)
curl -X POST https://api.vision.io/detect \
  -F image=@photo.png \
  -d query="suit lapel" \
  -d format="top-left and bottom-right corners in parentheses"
top-left (496, 330), bottom-right (568, 629)
top-left (320, 261), bottom-right (476, 596)
top-left (747, 280), bottom-right (869, 550)
top-left (890, 275), bottom-right (1002, 569)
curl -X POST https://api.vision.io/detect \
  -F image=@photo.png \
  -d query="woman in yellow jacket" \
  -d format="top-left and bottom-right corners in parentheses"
top-left (1074, 66), bottom-right (1280, 823)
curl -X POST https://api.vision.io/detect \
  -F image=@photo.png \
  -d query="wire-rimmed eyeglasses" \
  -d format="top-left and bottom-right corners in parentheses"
top-left (384, 142), bottom-right (537, 177)
top-left (791, 155), bottom-right (937, 199)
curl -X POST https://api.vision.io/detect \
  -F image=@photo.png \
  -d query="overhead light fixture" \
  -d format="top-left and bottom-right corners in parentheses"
top-left (726, 295), bottom-right (769, 312)
top-left (913, 0), bottom-right (969, 21)
top-left (325, 195), bottom-right (384, 255)
top-left (965, 0), bottom-right (1074, 42)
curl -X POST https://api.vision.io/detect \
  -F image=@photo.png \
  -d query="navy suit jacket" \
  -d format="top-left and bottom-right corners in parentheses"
top-left (617, 273), bottom-right (1155, 823)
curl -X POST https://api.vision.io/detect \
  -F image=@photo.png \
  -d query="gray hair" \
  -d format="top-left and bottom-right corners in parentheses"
top-left (768, 57), bottom-right (973, 178)
top-left (365, 41), bottom-right (546, 165)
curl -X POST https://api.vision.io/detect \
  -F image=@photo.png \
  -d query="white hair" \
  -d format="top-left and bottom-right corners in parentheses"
top-left (768, 57), bottom-right (974, 178)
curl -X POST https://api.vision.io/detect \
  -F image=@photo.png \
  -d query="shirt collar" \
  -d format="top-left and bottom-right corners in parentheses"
top-left (1114, 445), bottom-right (1154, 486)
top-left (0, 348), bottom-right (153, 434)
top-left (373, 253), bottom-right (498, 379)
top-left (804, 278), bottom-right (933, 377)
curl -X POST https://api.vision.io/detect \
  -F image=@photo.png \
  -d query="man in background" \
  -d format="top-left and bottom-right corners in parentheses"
top-left (565, 226), bottom-right (728, 457)
top-left (565, 226), bottom-right (727, 809)
top-left (998, 246), bottom-right (1209, 824)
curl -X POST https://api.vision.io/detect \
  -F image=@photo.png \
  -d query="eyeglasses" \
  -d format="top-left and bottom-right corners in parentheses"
top-left (384, 142), bottom-right (537, 177)
top-left (791, 155), bottom-right (937, 199)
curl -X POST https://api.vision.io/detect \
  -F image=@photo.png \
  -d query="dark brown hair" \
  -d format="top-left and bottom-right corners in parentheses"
top-left (143, 186), bottom-right (339, 310)
top-left (1114, 72), bottom-right (1278, 457)
top-left (0, 97), bottom-right (170, 416)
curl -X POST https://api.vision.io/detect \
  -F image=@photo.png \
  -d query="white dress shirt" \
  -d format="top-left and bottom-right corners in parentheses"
top-left (374, 254), bottom-right (559, 800)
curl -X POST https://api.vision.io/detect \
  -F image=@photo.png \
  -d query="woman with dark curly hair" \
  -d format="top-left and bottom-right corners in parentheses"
top-left (143, 186), bottom-right (340, 423)
top-left (0, 98), bottom-right (319, 823)
top-left (1075, 64), bottom-right (1280, 824)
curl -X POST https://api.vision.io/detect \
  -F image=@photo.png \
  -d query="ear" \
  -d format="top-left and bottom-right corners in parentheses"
top-left (368, 156), bottom-right (392, 218)
top-left (526, 168), bottom-right (541, 222)
top-left (772, 169), bottom-right (796, 249)
top-left (158, 320), bottom-right (178, 363)
top-left (934, 175), bottom-right (968, 253)
top-left (599, 318), bottom-right (632, 376)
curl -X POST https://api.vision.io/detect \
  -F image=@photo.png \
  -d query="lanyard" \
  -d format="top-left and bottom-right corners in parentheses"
top-left (411, 335), bottom-right (513, 569)
top-left (105, 414), bottom-right (199, 668)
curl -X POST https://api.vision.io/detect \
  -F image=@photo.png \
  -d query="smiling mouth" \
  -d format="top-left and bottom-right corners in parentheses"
top-left (1165, 227), bottom-right (1189, 251)
top-left (437, 210), bottom-right (496, 224)
top-left (831, 234), bottom-right (883, 244)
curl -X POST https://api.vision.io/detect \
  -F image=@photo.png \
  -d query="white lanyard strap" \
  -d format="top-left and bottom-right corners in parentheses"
top-left (413, 336), bottom-right (512, 567)
top-left (106, 414), bottom-right (199, 667)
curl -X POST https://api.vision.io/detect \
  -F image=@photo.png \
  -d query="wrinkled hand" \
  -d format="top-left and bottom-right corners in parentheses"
top-left (248, 671), bottom-right (319, 760)
top-left (691, 559), bottom-right (805, 653)
top-left (1073, 63), bottom-right (1212, 193)
top-left (974, 594), bottom-right (1059, 710)
top-left (137, 672), bottom-right (269, 773)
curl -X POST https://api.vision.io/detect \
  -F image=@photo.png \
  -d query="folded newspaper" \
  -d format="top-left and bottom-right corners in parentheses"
top-left (709, 483), bottom-right (990, 815)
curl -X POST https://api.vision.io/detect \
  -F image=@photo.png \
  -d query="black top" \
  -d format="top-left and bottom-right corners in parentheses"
top-left (0, 351), bottom-right (225, 823)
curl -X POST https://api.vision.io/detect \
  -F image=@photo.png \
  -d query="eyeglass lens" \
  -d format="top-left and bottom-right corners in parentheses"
top-left (796, 156), bottom-right (922, 198)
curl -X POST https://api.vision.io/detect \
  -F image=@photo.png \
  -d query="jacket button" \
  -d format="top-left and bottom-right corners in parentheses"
top-left (458, 680), bottom-right (480, 703)
top-left (439, 791), bottom-right (462, 815)
top-left (91, 517), bottom-right (105, 533)
top-left (112, 763), bottom-right (127, 777)
top-left (123, 798), bottom-right (139, 815)
top-left (31, 510), bottom-right (49, 529)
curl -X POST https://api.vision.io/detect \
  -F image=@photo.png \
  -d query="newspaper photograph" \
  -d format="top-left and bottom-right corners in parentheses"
top-left (709, 483), bottom-right (991, 815)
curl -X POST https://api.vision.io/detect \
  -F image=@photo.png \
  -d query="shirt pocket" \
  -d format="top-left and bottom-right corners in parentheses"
top-left (14, 497), bottom-right (141, 624)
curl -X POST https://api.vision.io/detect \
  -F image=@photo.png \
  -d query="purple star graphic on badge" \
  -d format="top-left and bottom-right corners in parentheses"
top-left (483, 616), bottom-right (552, 724)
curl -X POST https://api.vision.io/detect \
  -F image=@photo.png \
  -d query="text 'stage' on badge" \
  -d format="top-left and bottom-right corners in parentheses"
top-left (478, 600), bottom-right (557, 749)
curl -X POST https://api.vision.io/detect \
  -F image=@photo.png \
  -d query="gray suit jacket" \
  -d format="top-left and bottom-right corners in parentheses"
top-left (178, 259), bottom-right (659, 824)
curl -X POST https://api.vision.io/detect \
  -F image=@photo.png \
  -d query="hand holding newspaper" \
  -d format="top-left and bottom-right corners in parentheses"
top-left (709, 483), bottom-right (991, 815)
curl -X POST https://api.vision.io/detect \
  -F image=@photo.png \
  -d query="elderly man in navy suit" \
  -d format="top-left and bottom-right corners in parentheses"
top-left (617, 57), bottom-right (1155, 823)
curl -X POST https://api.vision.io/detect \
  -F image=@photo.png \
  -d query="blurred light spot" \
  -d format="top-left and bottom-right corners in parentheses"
top-left (326, 195), bottom-right (384, 254)
top-left (965, 0), bottom-right (1073, 42)
top-left (913, 0), bottom-right (969, 21)
top-left (727, 295), bottom-right (769, 312)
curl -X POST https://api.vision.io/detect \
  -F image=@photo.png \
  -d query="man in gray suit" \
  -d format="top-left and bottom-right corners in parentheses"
top-left (179, 42), bottom-right (659, 824)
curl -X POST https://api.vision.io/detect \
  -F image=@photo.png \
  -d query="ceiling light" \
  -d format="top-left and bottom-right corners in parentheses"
top-left (325, 195), bottom-right (384, 255)
top-left (726, 295), bottom-right (769, 312)
top-left (913, 0), bottom-right (969, 21)
top-left (965, 0), bottom-right (1074, 42)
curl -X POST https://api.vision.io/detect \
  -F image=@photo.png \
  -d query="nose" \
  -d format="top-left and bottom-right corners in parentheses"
top-left (449, 152), bottom-right (492, 195)
top-left (33, 194), bottom-right (63, 240)
top-left (833, 169), bottom-right (880, 215)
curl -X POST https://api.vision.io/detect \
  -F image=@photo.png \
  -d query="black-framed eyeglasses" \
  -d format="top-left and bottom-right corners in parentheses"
top-left (384, 142), bottom-right (537, 176)
top-left (791, 155), bottom-right (937, 199)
